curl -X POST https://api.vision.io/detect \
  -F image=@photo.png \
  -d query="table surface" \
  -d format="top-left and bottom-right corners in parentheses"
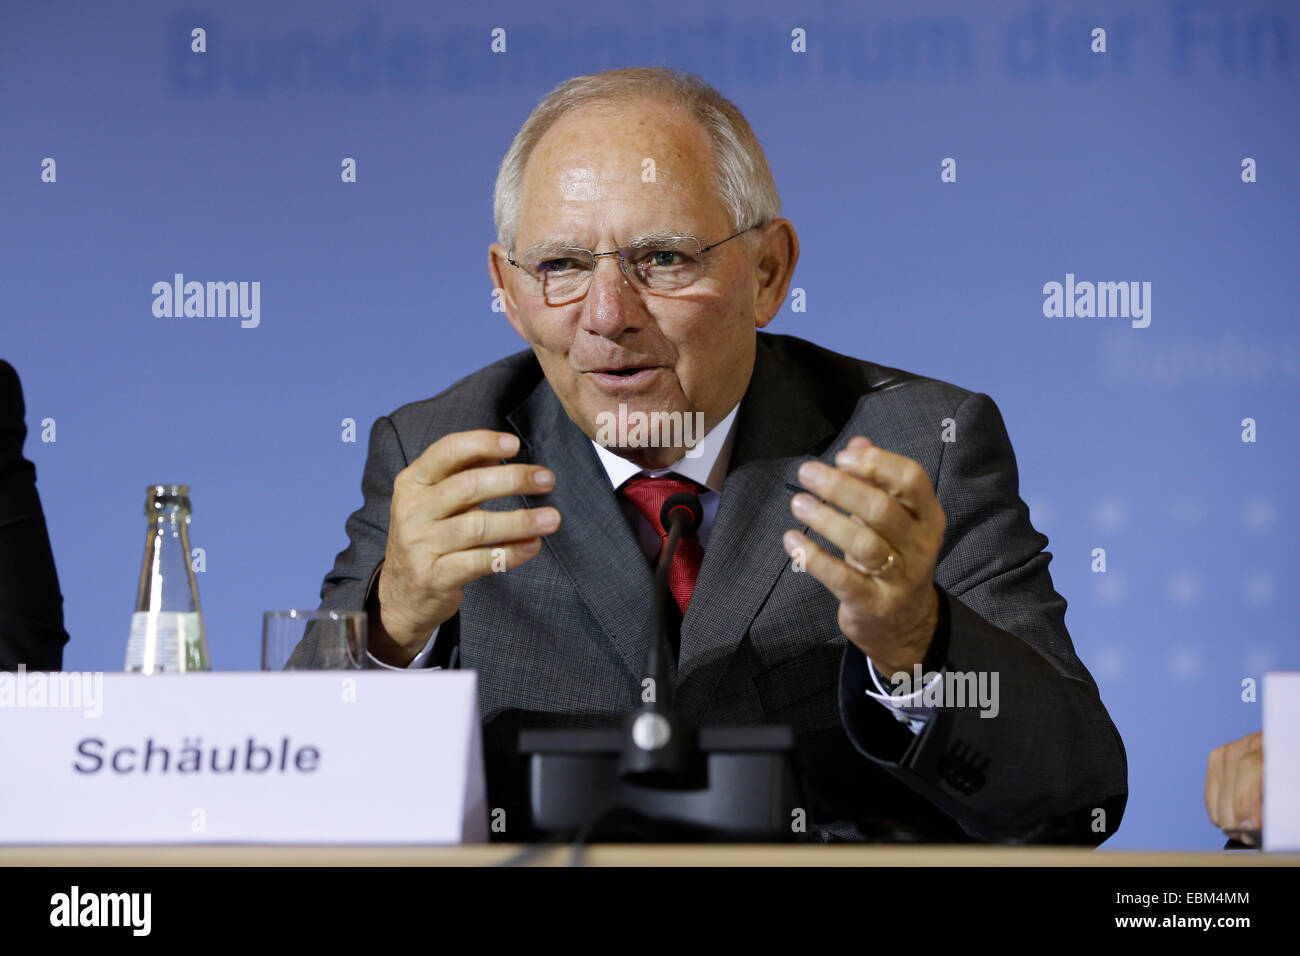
top-left (2, 844), bottom-right (1295, 866)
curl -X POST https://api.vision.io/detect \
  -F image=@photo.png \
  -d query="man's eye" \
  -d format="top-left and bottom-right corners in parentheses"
top-left (538, 258), bottom-right (581, 274)
top-left (643, 249), bottom-right (692, 268)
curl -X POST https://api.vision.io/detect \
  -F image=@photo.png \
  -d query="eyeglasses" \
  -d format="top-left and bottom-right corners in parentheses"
top-left (507, 225), bottom-right (760, 306)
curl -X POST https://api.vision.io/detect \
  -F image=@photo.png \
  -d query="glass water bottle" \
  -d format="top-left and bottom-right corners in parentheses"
top-left (125, 484), bottom-right (210, 673)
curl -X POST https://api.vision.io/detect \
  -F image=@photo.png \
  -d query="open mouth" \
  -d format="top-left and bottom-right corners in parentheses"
top-left (590, 366), bottom-right (659, 388)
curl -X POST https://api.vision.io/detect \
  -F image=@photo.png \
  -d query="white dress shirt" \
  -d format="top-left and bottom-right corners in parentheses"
top-left (372, 404), bottom-right (940, 736)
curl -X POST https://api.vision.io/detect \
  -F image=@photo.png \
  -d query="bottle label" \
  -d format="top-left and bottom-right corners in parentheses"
top-left (126, 612), bottom-right (205, 673)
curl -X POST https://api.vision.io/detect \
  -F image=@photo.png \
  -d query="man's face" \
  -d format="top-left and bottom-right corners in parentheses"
top-left (489, 99), bottom-right (789, 469)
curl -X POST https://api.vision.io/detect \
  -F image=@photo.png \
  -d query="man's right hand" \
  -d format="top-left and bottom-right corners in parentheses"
top-left (370, 429), bottom-right (560, 666)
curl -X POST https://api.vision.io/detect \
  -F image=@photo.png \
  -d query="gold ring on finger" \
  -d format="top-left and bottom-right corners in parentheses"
top-left (866, 550), bottom-right (896, 577)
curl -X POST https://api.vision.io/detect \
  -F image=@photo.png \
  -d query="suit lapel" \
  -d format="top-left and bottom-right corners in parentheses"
top-left (675, 335), bottom-right (841, 722)
top-left (506, 379), bottom-right (656, 682)
top-left (502, 334), bottom-right (895, 705)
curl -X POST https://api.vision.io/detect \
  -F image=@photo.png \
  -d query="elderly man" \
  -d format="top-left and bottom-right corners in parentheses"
top-left (309, 67), bottom-right (1126, 843)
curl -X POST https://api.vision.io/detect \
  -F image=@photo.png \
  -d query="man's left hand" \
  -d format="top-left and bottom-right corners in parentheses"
top-left (783, 436), bottom-right (946, 676)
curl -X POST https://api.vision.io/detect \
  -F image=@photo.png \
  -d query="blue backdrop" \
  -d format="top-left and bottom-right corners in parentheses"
top-left (3, 0), bottom-right (1296, 850)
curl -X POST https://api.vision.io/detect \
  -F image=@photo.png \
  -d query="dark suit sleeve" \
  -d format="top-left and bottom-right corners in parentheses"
top-left (320, 415), bottom-right (407, 610)
top-left (837, 391), bottom-right (1128, 844)
top-left (289, 415), bottom-right (408, 668)
top-left (295, 413), bottom-right (459, 670)
top-left (0, 360), bottom-right (69, 670)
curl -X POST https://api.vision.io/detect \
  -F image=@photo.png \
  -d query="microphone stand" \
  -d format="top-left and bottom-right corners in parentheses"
top-left (617, 494), bottom-right (698, 783)
top-left (518, 492), bottom-right (800, 842)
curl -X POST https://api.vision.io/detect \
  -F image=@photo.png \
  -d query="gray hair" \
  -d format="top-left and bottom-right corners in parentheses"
top-left (492, 67), bottom-right (781, 251)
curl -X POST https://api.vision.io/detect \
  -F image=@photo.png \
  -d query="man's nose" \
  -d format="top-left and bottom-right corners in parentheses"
top-left (580, 254), bottom-right (642, 338)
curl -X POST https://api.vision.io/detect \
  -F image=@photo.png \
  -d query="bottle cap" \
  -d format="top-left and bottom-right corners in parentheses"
top-left (145, 483), bottom-right (192, 514)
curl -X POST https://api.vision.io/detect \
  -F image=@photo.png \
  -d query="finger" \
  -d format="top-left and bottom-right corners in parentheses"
top-left (833, 443), bottom-right (938, 523)
top-left (1233, 750), bottom-right (1263, 832)
top-left (790, 491), bottom-right (902, 571)
top-left (431, 538), bottom-right (546, 589)
top-left (1233, 732), bottom-right (1265, 835)
top-left (423, 463), bottom-right (555, 519)
top-left (406, 430), bottom-right (521, 487)
top-left (1218, 740), bottom-right (1244, 832)
top-left (433, 505), bottom-right (561, 554)
top-left (794, 462), bottom-right (914, 553)
top-left (1219, 733), bottom-right (1266, 834)
top-left (782, 528), bottom-right (876, 606)
top-left (1205, 744), bottom-right (1225, 827)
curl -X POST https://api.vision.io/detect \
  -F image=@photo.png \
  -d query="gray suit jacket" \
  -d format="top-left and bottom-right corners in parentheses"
top-left (309, 332), bottom-right (1127, 843)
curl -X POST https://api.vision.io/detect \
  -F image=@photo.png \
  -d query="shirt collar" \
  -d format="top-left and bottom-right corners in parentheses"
top-left (590, 403), bottom-right (740, 494)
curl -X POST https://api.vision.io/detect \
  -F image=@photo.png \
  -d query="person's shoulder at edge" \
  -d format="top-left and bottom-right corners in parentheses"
top-left (1, 359), bottom-right (31, 466)
top-left (0, 358), bottom-right (24, 418)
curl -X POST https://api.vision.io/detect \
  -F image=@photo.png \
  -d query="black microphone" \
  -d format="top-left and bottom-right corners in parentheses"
top-left (644, 492), bottom-right (702, 692)
top-left (660, 492), bottom-right (703, 537)
top-left (617, 490), bottom-right (703, 783)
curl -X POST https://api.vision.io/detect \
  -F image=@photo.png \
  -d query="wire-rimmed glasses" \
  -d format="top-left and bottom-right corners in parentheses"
top-left (507, 225), bottom-right (760, 305)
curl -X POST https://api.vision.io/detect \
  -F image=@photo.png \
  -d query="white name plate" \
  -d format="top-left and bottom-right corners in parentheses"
top-left (1264, 672), bottom-right (1300, 852)
top-left (0, 671), bottom-right (486, 844)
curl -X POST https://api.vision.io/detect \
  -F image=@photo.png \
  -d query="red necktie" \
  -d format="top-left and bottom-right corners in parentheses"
top-left (619, 474), bottom-right (705, 616)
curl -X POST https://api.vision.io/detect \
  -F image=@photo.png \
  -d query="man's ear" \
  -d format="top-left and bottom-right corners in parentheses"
top-left (751, 219), bottom-right (799, 330)
top-left (488, 242), bottom-right (527, 340)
